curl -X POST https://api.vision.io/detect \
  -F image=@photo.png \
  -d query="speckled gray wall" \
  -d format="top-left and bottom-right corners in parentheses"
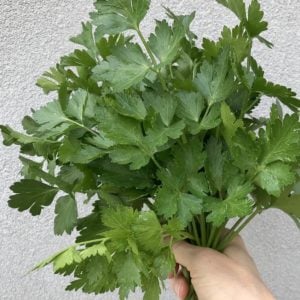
top-left (0, 0), bottom-right (299, 299)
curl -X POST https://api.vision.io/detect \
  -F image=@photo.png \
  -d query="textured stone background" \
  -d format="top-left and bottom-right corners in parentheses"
top-left (0, 0), bottom-right (299, 299)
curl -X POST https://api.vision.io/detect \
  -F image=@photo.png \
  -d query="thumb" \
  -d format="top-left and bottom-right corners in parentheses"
top-left (172, 241), bottom-right (203, 270)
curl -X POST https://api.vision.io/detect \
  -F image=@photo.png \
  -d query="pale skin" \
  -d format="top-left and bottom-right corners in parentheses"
top-left (170, 235), bottom-right (276, 300)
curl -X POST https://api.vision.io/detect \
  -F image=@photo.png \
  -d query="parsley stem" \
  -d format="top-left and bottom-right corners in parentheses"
top-left (145, 198), bottom-right (155, 210)
top-left (212, 223), bottom-right (226, 249)
top-left (217, 209), bottom-right (260, 251)
top-left (192, 218), bottom-right (201, 246)
top-left (67, 119), bottom-right (99, 136)
top-left (151, 156), bottom-right (163, 170)
top-left (198, 214), bottom-right (207, 247)
top-left (207, 225), bottom-right (217, 248)
top-left (136, 27), bottom-right (168, 90)
top-left (136, 27), bottom-right (157, 65)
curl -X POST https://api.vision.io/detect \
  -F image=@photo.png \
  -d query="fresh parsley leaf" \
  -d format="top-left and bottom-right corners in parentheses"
top-left (253, 77), bottom-right (300, 112)
top-left (195, 49), bottom-right (235, 105)
top-left (70, 22), bottom-right (98, 58)
top-left (9, 180), bottom-right (58, 216)
top-left (271, 185), bottom-right (300, 227)
top-left (143, 91), bottom-right (178, 127)
top-left (246, 0), bottom-right (268, 37)
top-left (149, 20), bottom-right (185, 65)
top-left (255, 162), bottom-right (296, 197)
top-left (259, 106), bottom-right (300, 165)
top-left (95, 106), bottom-right (143, 145)
top-left (176, 91), bottom-right (205, 122)
top-left (107, 91), bottom-right (147, 121)
top-left (92, 43), bottom-right (151, 91)
top-left (109, 145), bottom-right (150, 170)
top-left (205, 136), bottom-right (224, 192)
top-left (216, 0), bottom-right (246, 21)
top-left (54, 195), bottom-right (78, 235)
top-left (91, 0), bottom-right (150, 33)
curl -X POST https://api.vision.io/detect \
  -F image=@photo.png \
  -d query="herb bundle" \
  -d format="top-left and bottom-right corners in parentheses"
top-left (1, 0), bottom-right (300, 299)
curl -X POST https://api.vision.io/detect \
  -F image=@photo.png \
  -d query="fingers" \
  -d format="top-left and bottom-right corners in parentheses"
top-left (223, 235), bottom-right (260, 276)
top-left (169, 270), bottom-right (189, 300)
top-left (172, 241), bottom-right (204, 270)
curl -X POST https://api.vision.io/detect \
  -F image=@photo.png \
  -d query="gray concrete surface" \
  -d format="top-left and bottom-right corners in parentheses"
top-left (0, 0), bottom-right (299, 299)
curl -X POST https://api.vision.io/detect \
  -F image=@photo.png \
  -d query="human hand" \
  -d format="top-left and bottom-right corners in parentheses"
top-left (170, 235), bottom-right (275, 300)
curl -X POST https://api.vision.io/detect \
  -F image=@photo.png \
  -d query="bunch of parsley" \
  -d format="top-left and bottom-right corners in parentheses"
top-left (1, 0), bottom-right (300, 299)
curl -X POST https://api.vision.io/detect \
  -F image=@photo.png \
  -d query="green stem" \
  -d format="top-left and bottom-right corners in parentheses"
top-left (181, 133), bottom-right (188, 144)
top-left (212, 223), bottom-right (225, 249)
top-left (218, 209), bottom-right (260, 251)
top-left (136, 27), bottom-right (157, 65)
top-left (207, 225), bottom-right (217, 248)
top-left (67, 119), bottom-right (99, 136)
top-left (144, 198), bottom-right (155, 210)
top-left (192, 218), bottom-right (201, 246)
top-left (151, 156), bottom-right (163, 170)
top-left (246, 39), bottom-right (253, 73)
top-left (198, 214), bottom-right (207, 247)
top-left (230, 216), bottom-right (246, 233)
top-left (136, 27), bottom-right (168, 90)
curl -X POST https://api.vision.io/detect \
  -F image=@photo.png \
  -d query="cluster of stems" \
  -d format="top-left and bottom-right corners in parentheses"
top-left (182, 209), bottom-right (260, 300)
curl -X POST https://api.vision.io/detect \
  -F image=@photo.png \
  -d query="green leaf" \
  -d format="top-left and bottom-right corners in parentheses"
top-left (142, 275), bottom-right (161, 300)
top-left (145, 120), bottom-right (185, 152)
top-left (216, 0), bottom-right (246, 21)
top-left (231, 128), bottom-right (260, 171)
top-left (143, 92), bottom-right (178, 127)
top-left (259, 108), bottom-right (300, 165)
top-left (107, 91), bottom-right (147, 120)
top-left (59, 138), bottom-right (106, 164)
top-left (54, 195), bottom-right (78, 235)
top-left (176, 91), bottom-right (205, 122)
top-left (102, 206), bottom-right (139, 252)
top-left (177, 193), bottom-right (203, 225)
top-left (53, 247), bottom-right (82, 272)
top-left (255, 162), bottom-right (296, 197)
top-left (0, 125), bottom-right (52, 147)
top-left (36, 65), bottom-right (66, 94)
top-left (96, 107), bottom-right (143, 145)
top-left (61, 49), bottom-right (96, 68)
top-left (219, 25), bottom-right (250, 63)
top-left (65, 89), bottom-right (88, 122)
top-left (96, 157), bottom-right (153, 189)
top-left (92, 0), bottom-right (150, 34)
top-left (271, 185), bottom-right (300, 225)
top-left (187, 173), bottom-right (210, 198)
top-left (206, 197), bottom-right (253, 226)
top-left (57, 165), bottom-right (96, 192)
top-left (132, 211), bottom-right (163, 253)
top-left (113, 252), bottom-right (141, 299)
top-left (206, 178), bottom-right (254, 226)
top-left (92, 43), bottom-right (151, 91)
top-left (221, 102), bottom-right (244, 145)
top-left (195, 49), bottom-right (235, 105)
top-left (246, 0), bottom-right (268, 37)
top-left (200, 103), bottom-right (222, 130)
top-left (148, 20), bottom-right (185, 65)
top-left (172, 136), bottom-right (206, 174)
top-left (96, 34), bottom-right (131, 59)
top-left (9, 180), bottom-right (58, 216)
top-left (205, 137), bottom-right (224, 191)
top-left (253, 77), bottom-right (300, 112)
top-left (70, 22), bottom-right (98, 58)
top-left (109, 145), bottom-right (150, 170)
top-left (32, 100), bottom-right (69, 133)
top-left (155, 187), bottom-right (202, 225)
top-left (80, 243), bottom-right (109, 260)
